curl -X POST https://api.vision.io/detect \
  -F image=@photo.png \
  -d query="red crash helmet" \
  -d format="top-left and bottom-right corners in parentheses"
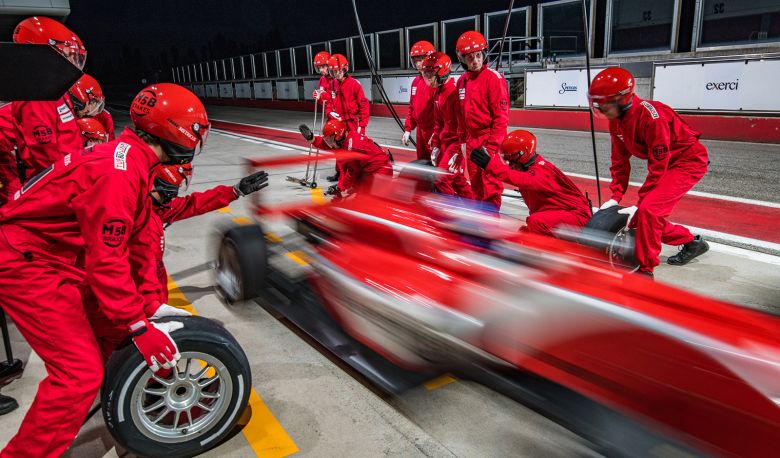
top-left (327, 54), bottom-right (349, 71)
top-left (76, 117), bottom-right (108, 144)
top-left (409, 40), bottom-right (435, 67)
top-left (313, 51), bottom-right (330, 67)
top-left (421, 52), bottom-right (452, 85)
top-left (151, 163), bottom-right (193, 206)
top-left (588, 67), bottom-right (635, 113)
top-left (456, 31), bottom-right (487, 59)
top-left (13, 16), bottom-right (87, 70)
top-left (322, 118), bottom-right (347, 141)
top-left (130, 83), bottom-right (209, 165)
top-left (501, 130), bottom-right (537, 167)
top-left (69, 73), bottom-right (105, 116)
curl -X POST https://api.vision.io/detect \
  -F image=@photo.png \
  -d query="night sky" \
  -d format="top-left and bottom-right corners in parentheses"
top-left (67, 0), bottom-right (525, 88)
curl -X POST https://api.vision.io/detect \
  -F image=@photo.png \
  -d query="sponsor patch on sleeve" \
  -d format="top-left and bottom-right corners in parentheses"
top-left (652, 145), bottom-right (668, 161)
top-left (458, 88), bottom-right (466, 100)
top-left (411, 86), bottom-right (417, 96)
top-left (101, 218), bottom-right (128, 247)
top-left (57, 103), bottom-right (74, 123)
top-left (640, 100), bottom-right (659, 120)
top-left (113, 142), bottom-right (130, 170)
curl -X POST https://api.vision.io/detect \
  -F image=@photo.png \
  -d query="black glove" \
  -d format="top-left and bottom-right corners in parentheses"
top-left (325, 184), bottom-right (341, 196)
top-left (234, 170), bottom-right (269, 197)
top-left (299, 124), bottom-right (314, 141)
top-left (470, 147), bottom-right (490, 169)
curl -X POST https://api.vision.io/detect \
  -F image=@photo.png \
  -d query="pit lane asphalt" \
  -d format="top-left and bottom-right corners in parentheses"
top-left (1, 113), bottom-right (777, 457)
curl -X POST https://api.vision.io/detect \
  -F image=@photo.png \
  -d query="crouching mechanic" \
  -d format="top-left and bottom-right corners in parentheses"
top-left (470, 130), bottom-right (591, 236)
top-left (134, 163), bottom-right (268, 307)
top-left (299, 119), bottom-right (391, 199)
top-left (589, 67), bottom-right (709, 277)
top-left (0, 83), bottom-right (206, 457)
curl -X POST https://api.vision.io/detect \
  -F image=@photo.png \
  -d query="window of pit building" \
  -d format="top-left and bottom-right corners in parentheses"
top-left (405, 23), bottom-right (439, 65)
top-left (279, 49), bottom-right (293, 77)
top-left (441, 16), bottom-right (480, 71)
top-left (539, 0), bottom-right (593, 58)
top-left (293, 46), bottom-right (309, 76)
top-left (253, 53), bottom-right (267, 78)
top-left (376, 29), bottom-right (403, 70)
top-left (231, 57), bottom-right (243, 80)
top-left (606, 0), bottom-right (679, 55)
top-left (484, 7), bottom-right (533, 66)
top-left (696, 0), bottom-right (780, 49)
top-left (266, 51), bottom-right (279, 78)
top-left (350, 35), bottom-right (375, 73)
top-left (239, 55), bottom-right (252, 79)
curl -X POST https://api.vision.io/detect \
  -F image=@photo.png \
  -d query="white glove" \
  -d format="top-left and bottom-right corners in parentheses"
top-left (329, 111), bottom-right (342, 121)
top-left (448, 153), bottom-right (462, 174)
top-left (599, 199), bottom-right (618, 211)
top-left (312, 89), bottom-right (322, 100)
top-left (402, 131), bottom-right (411, 146)
top-left (152, 303), bottom-right (192, 319)
top-left (617, 205), bottom-right (638, 227)
top-left (430, 147), bottom-right (440, 165)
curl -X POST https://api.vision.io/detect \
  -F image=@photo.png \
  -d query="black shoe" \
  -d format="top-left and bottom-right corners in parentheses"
top-left (326, 173), bottom-right (339, 183)
top-left (667, 235), bottom-right (709, 266)
top-left (635, 269), bottom-right (654, 280)
top-left (0, 394), bottom-right (18, 415)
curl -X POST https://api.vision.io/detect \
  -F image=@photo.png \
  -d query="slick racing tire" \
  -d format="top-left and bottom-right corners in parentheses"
top-left (214, 222), bottom-right (267, 304)
top-left (102, 316), bottom-right (252, 458)
top-left (581, 206), bottom-right (639, 271)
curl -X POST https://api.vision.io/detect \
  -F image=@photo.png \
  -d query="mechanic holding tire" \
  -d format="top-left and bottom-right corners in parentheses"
top-left (589, 67), bottom-right (709, 278)
top-left (0, 82), bottom-right (207, 457)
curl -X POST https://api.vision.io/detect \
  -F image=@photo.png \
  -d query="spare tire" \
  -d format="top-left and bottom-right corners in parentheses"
top-left (102, 316), bottom-right (252, 458)
top-left (580, 206), bottom-right (638, 270)
top-left (214, 222), bottom-right (267, 304)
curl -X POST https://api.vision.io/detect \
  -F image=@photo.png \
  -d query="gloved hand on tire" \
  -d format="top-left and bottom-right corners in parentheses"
top-left (129, 318), bottom-right (182, 373)
top-left (234, 170), bottom-right (269, 197)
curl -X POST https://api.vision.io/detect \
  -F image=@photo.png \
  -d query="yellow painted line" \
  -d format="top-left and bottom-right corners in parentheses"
top-left (167, 277), bottom-right (299, 457)
top-left (310, 187), bottom-right (327, 205)
top-left (217, 206), bottom-right (233, 213)
top-left (265, 231), bottom-right (284, 244)
top-left (424, 374), bottom-right (457, 391)
top-left (241, 390), bottom-right (300, 457)
top-left (232, 216), bottom-right (255, 225)
top-left (284, 251), bottom-right (310, 267)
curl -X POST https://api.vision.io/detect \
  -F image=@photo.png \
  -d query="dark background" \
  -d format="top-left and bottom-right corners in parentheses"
top-left (67, 0), bottom-right (521, 87)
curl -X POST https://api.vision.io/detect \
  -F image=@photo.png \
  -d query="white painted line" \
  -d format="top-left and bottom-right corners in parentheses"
top-left (566, 172), bottom-right (780, 209)
top-left (707, 241), bottom-right (780, 267)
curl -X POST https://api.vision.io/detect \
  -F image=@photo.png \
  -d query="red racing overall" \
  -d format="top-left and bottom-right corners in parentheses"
top-left (404, 74), bottom-right (436, 161)
top-left (313, 131), bottom-right (392, 194)
top-left (457, 67), bottom-right (509, 210)
top-left (431, 78), bottom-right (474, 199)
top-left (0, 128), bottom-right (159, 457)
top-left (608, 96), bottom-right (708, 272)
top-left (484, 154), bottom-right (591, 236)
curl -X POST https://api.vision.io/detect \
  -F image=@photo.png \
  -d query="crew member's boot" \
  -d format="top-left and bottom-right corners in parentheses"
top-left (667, 235), bottom-right (709, 266)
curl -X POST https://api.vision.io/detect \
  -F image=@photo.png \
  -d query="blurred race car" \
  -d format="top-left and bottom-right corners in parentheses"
top-left (215, 157), bottom-right (780, 457)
